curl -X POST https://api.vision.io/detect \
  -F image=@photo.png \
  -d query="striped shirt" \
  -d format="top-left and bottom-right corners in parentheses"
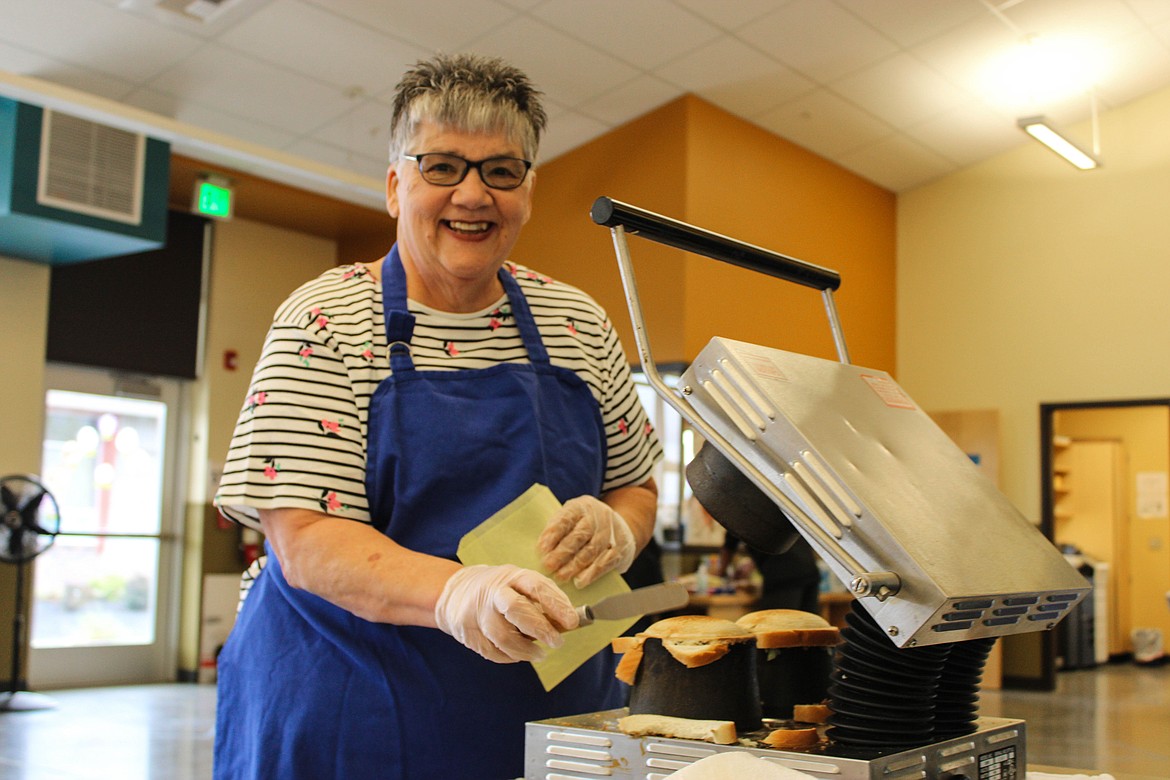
top-left (215, 261), bottom-right (663, 531)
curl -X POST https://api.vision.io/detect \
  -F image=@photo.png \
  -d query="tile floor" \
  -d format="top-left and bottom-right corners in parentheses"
top-left (0, 662), bottom-right (1166, 779)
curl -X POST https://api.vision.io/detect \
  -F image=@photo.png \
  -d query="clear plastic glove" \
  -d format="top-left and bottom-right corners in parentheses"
top-left (537, 495), bottom-right (636, 589)
top-left (434, 564), bottom-right (579, 664)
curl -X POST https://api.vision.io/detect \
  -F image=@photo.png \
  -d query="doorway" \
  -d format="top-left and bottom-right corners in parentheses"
top-left (28, 364), bottom-right (188, 687)
top-left (1040, 399), bottom-right (1170, 668)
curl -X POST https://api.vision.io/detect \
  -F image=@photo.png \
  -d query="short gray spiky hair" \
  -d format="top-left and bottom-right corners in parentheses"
top-left (388, 53), bottom-right (547, 162)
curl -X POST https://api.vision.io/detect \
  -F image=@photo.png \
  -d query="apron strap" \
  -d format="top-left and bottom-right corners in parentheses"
top-left (499, 267), bottom-right (550, 365)
top-left (380, 246), bottom-right (551, 369)
top-left (382, 245), bottom-right (418, 373)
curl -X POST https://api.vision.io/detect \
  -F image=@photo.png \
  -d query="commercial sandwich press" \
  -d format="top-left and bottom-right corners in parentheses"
top-left (524, 198), bottom-right (1090, 780)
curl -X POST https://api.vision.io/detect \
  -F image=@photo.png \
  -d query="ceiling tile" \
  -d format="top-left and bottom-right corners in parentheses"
top-left (301, 0), bottom-right (520, 51)
top-left (834, 0), bottom-right (984, 47)
top-left (310, 99), bottom-right (395, 164)
top-left (109, 0), bottom-right (281, 40)
top-left (538, 109), bottom-right (610, 163)
top-left (1126, 0), bottom-right (1170, 25)
top-left (124, 87), bottom-right (299, 150)
top-left (147, 44), bottom-right (356, 135)
top-left (654, 35), bottom-right (813, 118)
top-left (219, 0), bottom-right (426, 95)
top-left (463, 16), bottom-right (640, 105)
top-left (837, 133), bottom-right (955, 192)
top-left (1096, 29), bottom-right (1170, 108)
top-left (5, 0), bottom-right (1170, 201)
top-left (0, 0), bottom-right (203, 83)
top-left (902, 102), bottom-right (1022, 167)
top-left (830, 53), bottom-right (966, 128)
top-left (285, 137), bottom-right (388, 181)
top-left (576, 75), bottom-right (682, 126)
top-left (0, 43), bottom-right (137, 102)
top-left (531, 0), bottom-right (722, 70)
top-left (754, 89), bottom-right (893, 161)
top-left (1003, 0), bottom-right (1146, 43)
top-left (669, 0), bottom-right (785, 31)
top-left (736, 0), bottom-right (899, 83)
top-left (910, 15), bottom-right (1023, 110)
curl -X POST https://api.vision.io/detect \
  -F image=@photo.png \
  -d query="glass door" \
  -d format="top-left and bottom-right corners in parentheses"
top-left (29, 365), bottom-right (185, 687)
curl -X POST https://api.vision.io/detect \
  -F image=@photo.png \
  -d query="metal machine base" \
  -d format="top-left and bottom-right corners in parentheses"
top-left (526, 709), bottom-right (1024, 780)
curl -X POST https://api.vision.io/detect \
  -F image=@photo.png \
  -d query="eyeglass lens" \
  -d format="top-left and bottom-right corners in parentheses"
top-left (412, 153), bottom-right (529, 189)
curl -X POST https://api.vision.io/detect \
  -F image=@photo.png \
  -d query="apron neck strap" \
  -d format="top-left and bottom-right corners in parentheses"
top-left (380, 246), bottom-right (550, 369)
top-left (498, 265), bottom-right (550, 364)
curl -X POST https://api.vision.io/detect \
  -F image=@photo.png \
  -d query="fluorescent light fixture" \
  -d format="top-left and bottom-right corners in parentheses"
top-left (1017, 116), bottom-right (1100, 170)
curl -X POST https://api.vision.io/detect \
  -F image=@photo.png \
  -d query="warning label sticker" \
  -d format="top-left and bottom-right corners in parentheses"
top-left (741, 354), bottom-right (788, 381)
top-left (861, 374), bottom-right (916, 410)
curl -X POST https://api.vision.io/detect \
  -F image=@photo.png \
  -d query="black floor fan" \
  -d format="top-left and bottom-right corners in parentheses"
top-left (1, 475), bottom-right (61, 712)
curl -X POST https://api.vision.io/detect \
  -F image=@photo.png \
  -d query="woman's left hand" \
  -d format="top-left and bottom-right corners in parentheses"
top-left (537, 496), bottom-right (636, 588)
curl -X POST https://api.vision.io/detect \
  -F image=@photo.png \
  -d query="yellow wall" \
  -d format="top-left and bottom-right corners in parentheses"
top-left (178, 218), bottom-right (338, 672)
top-left (514, 96), bottom-right (896, 370)
top-left (204, 218), bottom-right (339, 471)
top-left (898, 83), bottom-right (1170, 528)
top-left (900, 85), bottom-right (1170, 666)
top-left (0, 255), bottom-right (50, 685)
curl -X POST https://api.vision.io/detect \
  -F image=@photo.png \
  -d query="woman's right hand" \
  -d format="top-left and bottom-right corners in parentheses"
top-left (434, 564), bottom-right (580, 663)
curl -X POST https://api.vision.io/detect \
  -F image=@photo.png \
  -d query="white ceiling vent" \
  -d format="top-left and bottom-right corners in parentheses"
top-left (36, 109), bottom-right (145, 226)
top-left (154, 0), bottom-right (246, 24)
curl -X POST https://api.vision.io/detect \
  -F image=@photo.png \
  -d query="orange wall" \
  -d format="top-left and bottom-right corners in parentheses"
top-left (684, 98), bottom-right (895, 369)
top-left (513, 96), bottom-right (896, 371)
top-left (513, 99), bottom-right (690, 364)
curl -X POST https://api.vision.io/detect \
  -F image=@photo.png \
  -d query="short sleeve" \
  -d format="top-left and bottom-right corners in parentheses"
top-left (215, 293), bottom-right (375, 530)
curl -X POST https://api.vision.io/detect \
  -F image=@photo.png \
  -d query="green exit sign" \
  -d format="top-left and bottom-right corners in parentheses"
top-left (194, 179), bottom-right (233, 219)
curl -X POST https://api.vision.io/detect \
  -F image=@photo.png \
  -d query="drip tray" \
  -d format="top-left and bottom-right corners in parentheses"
top-left (525, 708), bottom-right (1025, 780)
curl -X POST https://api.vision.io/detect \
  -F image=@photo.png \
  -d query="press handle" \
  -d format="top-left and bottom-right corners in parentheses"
top-left (590, 196), bottom-right (841, 292)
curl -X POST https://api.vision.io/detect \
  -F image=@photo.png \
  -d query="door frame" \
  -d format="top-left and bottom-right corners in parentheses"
top-left (1036, 397), bottom-right (1170, 685)
top-left (30, 364), bottom-right (189, 687)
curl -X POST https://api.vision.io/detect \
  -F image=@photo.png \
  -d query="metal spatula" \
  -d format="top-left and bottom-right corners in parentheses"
top-left (575, 582), bottom-right (689, 627)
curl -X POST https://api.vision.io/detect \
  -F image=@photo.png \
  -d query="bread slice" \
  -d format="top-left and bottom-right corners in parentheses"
top-left (613, 640), bottom-right (644, 686)
top-left (612, 615), bottom-right (758, 681)
top-left (761, 725), bottom-right (820, 749)
top-left (618, 713), bottom-right (737, 745)
top-left (644, 615), bottom-right (755, 668)
top-left (792, 703), bottom-right (832, 724)
top-left (642, 615), bottom-right (752, 640)
top-left (736, 609), bottom-right (841, 649)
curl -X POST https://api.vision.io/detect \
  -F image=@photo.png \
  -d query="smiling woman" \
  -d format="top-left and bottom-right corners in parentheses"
top-left (210, 53), bottom-right (663, 780)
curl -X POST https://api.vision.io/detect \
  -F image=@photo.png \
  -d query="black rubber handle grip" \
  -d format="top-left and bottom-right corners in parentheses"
top-left (590, 196), bottom-right (841, 291)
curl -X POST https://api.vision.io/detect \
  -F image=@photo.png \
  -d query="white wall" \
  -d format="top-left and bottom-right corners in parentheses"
top-left (898, 84), bottom-right (1170, 524)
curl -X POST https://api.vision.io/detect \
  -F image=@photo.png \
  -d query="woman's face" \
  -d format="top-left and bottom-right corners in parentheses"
top-left (387, 122), bottom-right (535, 309)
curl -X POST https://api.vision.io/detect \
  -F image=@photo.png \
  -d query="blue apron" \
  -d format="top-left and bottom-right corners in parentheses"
top-left (215, 246), bottom-right (623, 779)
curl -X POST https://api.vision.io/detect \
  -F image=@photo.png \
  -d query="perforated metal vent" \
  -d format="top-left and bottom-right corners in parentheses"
top-left (36, 109), bottom-right (145, 225)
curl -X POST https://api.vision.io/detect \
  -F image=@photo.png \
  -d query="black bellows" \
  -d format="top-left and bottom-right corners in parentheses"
top-left (826, 601), bottom-right (995, 749)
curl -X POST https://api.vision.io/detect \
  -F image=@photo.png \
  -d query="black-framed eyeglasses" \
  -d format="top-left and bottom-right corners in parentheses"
top-left (401, 152), bottom-right (532, 190)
